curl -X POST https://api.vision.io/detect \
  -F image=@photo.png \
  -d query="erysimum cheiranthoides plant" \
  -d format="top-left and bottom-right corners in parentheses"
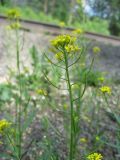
top-left (0, 8), bottom-right (47, 160)
top-left (0, 8), bottom-right (24, 160)
top-left (43, 31), bottom-right (103, 160)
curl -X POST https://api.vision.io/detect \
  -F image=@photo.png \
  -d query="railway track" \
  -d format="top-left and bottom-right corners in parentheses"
top-left (0, 15), bottom-right (120, 46)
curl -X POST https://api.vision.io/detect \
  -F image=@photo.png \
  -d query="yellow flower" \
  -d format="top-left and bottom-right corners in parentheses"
top-left (80, 137), bottom-right (87, 143)
top-left (6, 22), bottom-right (21, 30)
top-left (98, 77), bottom-right (105, 83)
top-left (59, 21), bottom-right (65, 28)
top-left (36, 89), bottom-right (47, 96)
top-left (99, 86), bottom-right (111, 94)
top-left (87, 153), bottom-right (103, 160)
top-left (51, 35), bottom-right (76, 48)
top-left (72, 29), bottom-right (83, 35)
top-left (65, 44), bottom-right (80, 53)
top-left (6, 8), bottom-right (21, 19)
top-left (55, 52), bottom-right (64, 61)
top-left (93, 47), bottom-right (101, 54)
top-left (0, 119), bottom-right (11, 134)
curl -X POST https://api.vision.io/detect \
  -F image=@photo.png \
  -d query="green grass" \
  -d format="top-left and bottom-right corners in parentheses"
top-left (0, 5), bottom-right (109, 35)
top-left (73, 18), bottom-right (109, 35)
top-left (0, 6), bottom-right (60, 24)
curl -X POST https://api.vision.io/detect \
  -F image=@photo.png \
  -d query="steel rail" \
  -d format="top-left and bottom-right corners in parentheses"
top-left (0, 15), bottom-right (120, 46)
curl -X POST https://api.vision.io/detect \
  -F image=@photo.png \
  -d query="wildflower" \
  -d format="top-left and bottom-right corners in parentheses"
top-left (6, 8), bottom-right (20, 19)
top-left (87, 153), bottom-right (103, 160)
top-left (6, 22), bottom-right (21, 30)
top-left (0, 119), bottom-right (11, 134)
top-left (99, 86), bottom-right (111, 94)
top-left (65, 44), bottom-right (80, 53)
top-left (93, 47), bottom-right (101, 54)
top-left (51, 35), bottom-right (76, 49)
top-left (55, 52), bottom-right (64, 61)
top-left (98, 77), bottom-right (105, 83)
top-left (72, 28), bottom-right (83, 35)
top-left (36, 89), bottom-right (47, 96)
top-left (59, 21), bottom-right (65, 28)
top-left (80, 137), bottom-right (87, 143)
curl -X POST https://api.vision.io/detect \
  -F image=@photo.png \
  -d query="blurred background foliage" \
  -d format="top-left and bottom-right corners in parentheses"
top-left (87, 0), bottom-right (120, 36)
top-left (0, 0), bottom-right (120, 36)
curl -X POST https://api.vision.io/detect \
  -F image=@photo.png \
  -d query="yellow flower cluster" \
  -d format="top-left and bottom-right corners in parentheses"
top-left (51, 35), bottom-right (81, 61)
top-left (72, 29), bottom-right (83, 35)
top-left (59, 21), bottom-right (65, 28)
top-left (6, 22), bottom-right (21, 30)
top-left (51, 35), bottom-right (76, 49)
top-left (0, 119), bottom-right (11, 134)
top-left (7, 8), bottom-right (20, 19)
top-left (65, 44), bottom-right (80, 53)
top-left (99, 86), bottom-right (111, 94)
top-left (80, 137), bottom-right (87, 143)
top-left (87, 153), bottom-right (103, 160)
top-left (36, 89), bottom-right (47, 96)
top-left (93, 47), bottom-right (101, 54)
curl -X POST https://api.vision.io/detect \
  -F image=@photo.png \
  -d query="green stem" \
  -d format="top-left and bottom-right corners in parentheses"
top-left (6, 133), bottom-right (20, 160)
top-left (16, 29), bottom-right (22, 159)
top-left (64, 50), bottom-right (74, 160)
